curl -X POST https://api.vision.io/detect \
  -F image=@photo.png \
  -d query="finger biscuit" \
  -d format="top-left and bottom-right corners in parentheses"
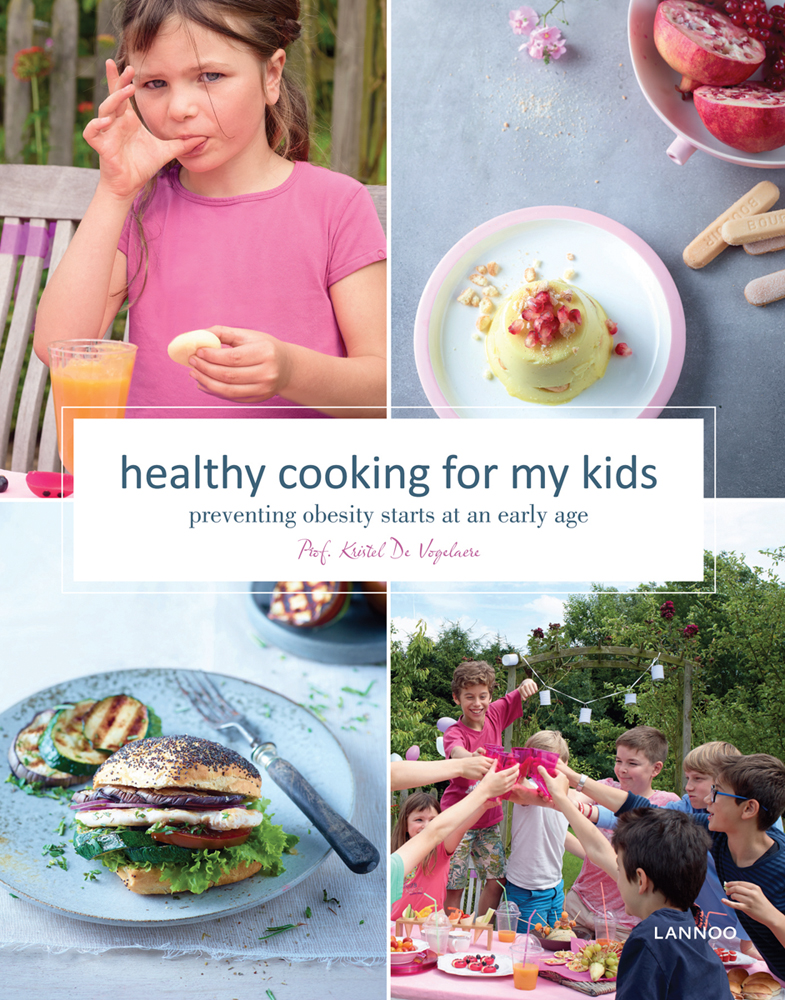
top-left (723, 208), bottom-right (785, 246)
top-left (744, 270), bottom-right (785, 306)
top-left (744, 233), bottom-right (785, 256)
top-left (683, 181), bottom-right (780, 269)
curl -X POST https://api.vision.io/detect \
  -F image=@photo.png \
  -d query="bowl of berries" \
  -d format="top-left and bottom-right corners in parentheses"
top-left (629, 0), bottom-right (785, 166)
top-left (390, 935), bottom-right (429, 965)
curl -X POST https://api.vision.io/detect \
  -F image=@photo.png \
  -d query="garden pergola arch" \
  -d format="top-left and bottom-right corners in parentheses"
top-left (504, 645), bottom-right (698, 794)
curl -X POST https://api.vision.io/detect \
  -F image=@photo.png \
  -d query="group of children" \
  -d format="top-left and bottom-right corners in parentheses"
top-left (391, 658), bottom-right (785, 999)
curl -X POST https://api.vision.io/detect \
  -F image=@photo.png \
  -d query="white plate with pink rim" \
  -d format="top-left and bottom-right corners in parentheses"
top-left (628, 0), bottom-right (785, 167)
top-left (437, 953), bottom-right (514, 977)
top-left (412, 207), bottom-right (685, 419)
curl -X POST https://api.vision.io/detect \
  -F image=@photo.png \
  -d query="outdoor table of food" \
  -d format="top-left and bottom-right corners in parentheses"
top-left (0, 505), bottom-right (386, 998)
top-left (390, 928), bottom-right (780, 999)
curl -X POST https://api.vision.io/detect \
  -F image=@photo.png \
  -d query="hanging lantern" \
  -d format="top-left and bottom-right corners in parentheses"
top-left (436, 736), bottom-right (445, 757)
top-left (539, 690), bottom-right (551, 706)
top-left (501, 653), bottom-right (519, 667)
top-left (405, 745), bottom-right (421, 761)
top-left (579, 707), bottom-right (592, 724)
top-left (437, 717), bottom-right (458, 733)
top-left (390, 753), bottom-right (403, 762)
top-left (651, 661), bottom-right (665, 681)
top-left (625, 691), bottom-right (637, 705)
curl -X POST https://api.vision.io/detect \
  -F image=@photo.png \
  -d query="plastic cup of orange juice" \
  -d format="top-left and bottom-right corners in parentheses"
top-left (47, 340), bottom-right (137, 474)
top-left (496, 901), bottom-right (520, 942)
top-left (512, 937), bottom-right (541, 990)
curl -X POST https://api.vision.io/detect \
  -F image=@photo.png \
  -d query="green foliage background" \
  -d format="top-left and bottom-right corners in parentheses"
top-left (391, 549), bottom-right (785, 795)
top-left (0, 0), bottom-right (386, 179)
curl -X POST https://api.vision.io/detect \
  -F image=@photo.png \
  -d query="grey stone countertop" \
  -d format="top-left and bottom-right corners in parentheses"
top-left (390, 0), bottom-right (785, 498)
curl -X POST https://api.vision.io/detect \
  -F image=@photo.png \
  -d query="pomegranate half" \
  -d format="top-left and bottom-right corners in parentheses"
top-left (693, 82), bottom-right (785, 152)
top-left (654, 0), bottom-right (765, 94)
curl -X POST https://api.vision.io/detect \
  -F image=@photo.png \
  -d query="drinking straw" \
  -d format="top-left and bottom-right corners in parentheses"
top-left (600, 884), bottom-right (610, 942)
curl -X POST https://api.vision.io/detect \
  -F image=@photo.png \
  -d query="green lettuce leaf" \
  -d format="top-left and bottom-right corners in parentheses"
top-left (94, 798), bottom-right (298, 895)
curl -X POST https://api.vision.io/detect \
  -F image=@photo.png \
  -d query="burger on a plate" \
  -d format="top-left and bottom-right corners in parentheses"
top-left (72, 735), bottom-right (297, 894)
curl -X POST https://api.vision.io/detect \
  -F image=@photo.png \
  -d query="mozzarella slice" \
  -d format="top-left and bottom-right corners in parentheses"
top-left (76, 806), bottom-right (263, 830)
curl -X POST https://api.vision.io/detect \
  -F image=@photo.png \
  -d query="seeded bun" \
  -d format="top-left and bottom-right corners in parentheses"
top-left (92, 735), bottom-right (261, 797)
top-left (116, 860), bottom-right (263, 895)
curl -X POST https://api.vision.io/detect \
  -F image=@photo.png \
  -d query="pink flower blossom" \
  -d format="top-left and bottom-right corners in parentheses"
top-left (509, 6), bottom-right (539, 35)
top-left (526, 38), bottom-right (545, 60)
top-left (530, 24), bottom-right (567, 59)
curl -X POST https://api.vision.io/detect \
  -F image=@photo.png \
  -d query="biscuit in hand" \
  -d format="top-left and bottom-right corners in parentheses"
top-left (167, 329), bottom-right (221, 366)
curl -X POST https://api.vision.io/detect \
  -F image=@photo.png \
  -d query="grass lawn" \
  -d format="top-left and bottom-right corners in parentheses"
top-left (562, 845), bottom-right (583, 895)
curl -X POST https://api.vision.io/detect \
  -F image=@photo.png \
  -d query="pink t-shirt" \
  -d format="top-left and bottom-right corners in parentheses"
top-left (391, 842), bottom-right (451, 920)
top-left (440, 690), bottom-right (524, 830)
top-left (571, 779), bottom-right (681, 930)
top-left (118, 161), bottom-right (386, 418)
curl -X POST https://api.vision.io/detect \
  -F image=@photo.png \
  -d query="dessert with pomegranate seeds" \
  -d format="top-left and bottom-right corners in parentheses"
top-left (484, 279), bottom-right (616, 404)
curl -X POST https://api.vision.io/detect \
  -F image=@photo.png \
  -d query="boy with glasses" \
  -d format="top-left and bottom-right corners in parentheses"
top-left (556, 753), bottom-right (785, 981)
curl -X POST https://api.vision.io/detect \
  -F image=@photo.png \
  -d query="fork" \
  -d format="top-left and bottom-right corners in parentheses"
top-left (176, 671), bottom-right (380, 875)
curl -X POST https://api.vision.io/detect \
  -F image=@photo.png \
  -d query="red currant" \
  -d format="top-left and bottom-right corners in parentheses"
top-left (771, 75), bottom-right (785, 88)
top-left (741, 0), bottom-right (756, 13)
top-left (760, 12), bottom-right (775, 27)
top-left (725, 0), bottom-right (740, 9)
top-left (731, 11), bottom-right (746, 23)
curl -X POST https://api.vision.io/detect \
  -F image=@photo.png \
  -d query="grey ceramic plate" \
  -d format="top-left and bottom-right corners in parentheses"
top-left (0, 668), bottom-right (354, 926)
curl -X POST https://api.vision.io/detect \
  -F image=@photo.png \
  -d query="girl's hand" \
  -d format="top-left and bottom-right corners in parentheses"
top-left (723, 881), bottom-right (780, 926)
top-left (477, 760), bottom-right (519, 801)
top-left (84, 60), bottom-right (205, 201)
top-left (518, 678), bottom-right (538, 700)
top-left (189, 326), bottom-right (294, 403)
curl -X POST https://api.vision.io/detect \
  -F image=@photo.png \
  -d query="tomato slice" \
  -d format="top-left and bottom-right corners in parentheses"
top-left (150, 827), bottom-right (252, 849)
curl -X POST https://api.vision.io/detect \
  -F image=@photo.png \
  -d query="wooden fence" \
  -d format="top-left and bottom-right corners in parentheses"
top-left (2, 0), bottom-right (385, 181)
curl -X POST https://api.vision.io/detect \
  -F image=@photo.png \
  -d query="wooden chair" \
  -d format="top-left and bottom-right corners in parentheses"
top-left (0, 164), bottom-right (100, 472)
top-left (0, 165), bottom-right (386, 473)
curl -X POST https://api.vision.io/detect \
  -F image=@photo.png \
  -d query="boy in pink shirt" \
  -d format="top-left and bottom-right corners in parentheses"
top-left (442, 659), bottom-right (538, 916)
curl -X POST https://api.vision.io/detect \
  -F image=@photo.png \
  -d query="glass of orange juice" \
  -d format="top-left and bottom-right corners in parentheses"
top-left (512, 937), bottom-right (541, 990)
top-left (47, 340), bottom-right (137, 474)
top-left (496, 901), bottom-right (520, 942)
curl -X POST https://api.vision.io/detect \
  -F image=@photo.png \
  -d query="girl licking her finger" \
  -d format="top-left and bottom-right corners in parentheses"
top-left (34, 0), bottom-right (386, 419)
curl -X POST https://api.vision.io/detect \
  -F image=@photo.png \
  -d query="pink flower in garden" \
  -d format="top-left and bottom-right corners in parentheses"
top-left (12, 46), bottom-right (52, 81)
top-left (660, 600), bottom-right (676, 621)
top-left (532, 628), bottom-right (545, 639)
top-left (509, 6), bottom-right (539, 35)
top-left (682, 624), bottom-right (699, 637)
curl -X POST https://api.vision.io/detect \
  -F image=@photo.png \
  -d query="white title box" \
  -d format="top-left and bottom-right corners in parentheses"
top-left (72, 418), bottom-right (704, 582)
